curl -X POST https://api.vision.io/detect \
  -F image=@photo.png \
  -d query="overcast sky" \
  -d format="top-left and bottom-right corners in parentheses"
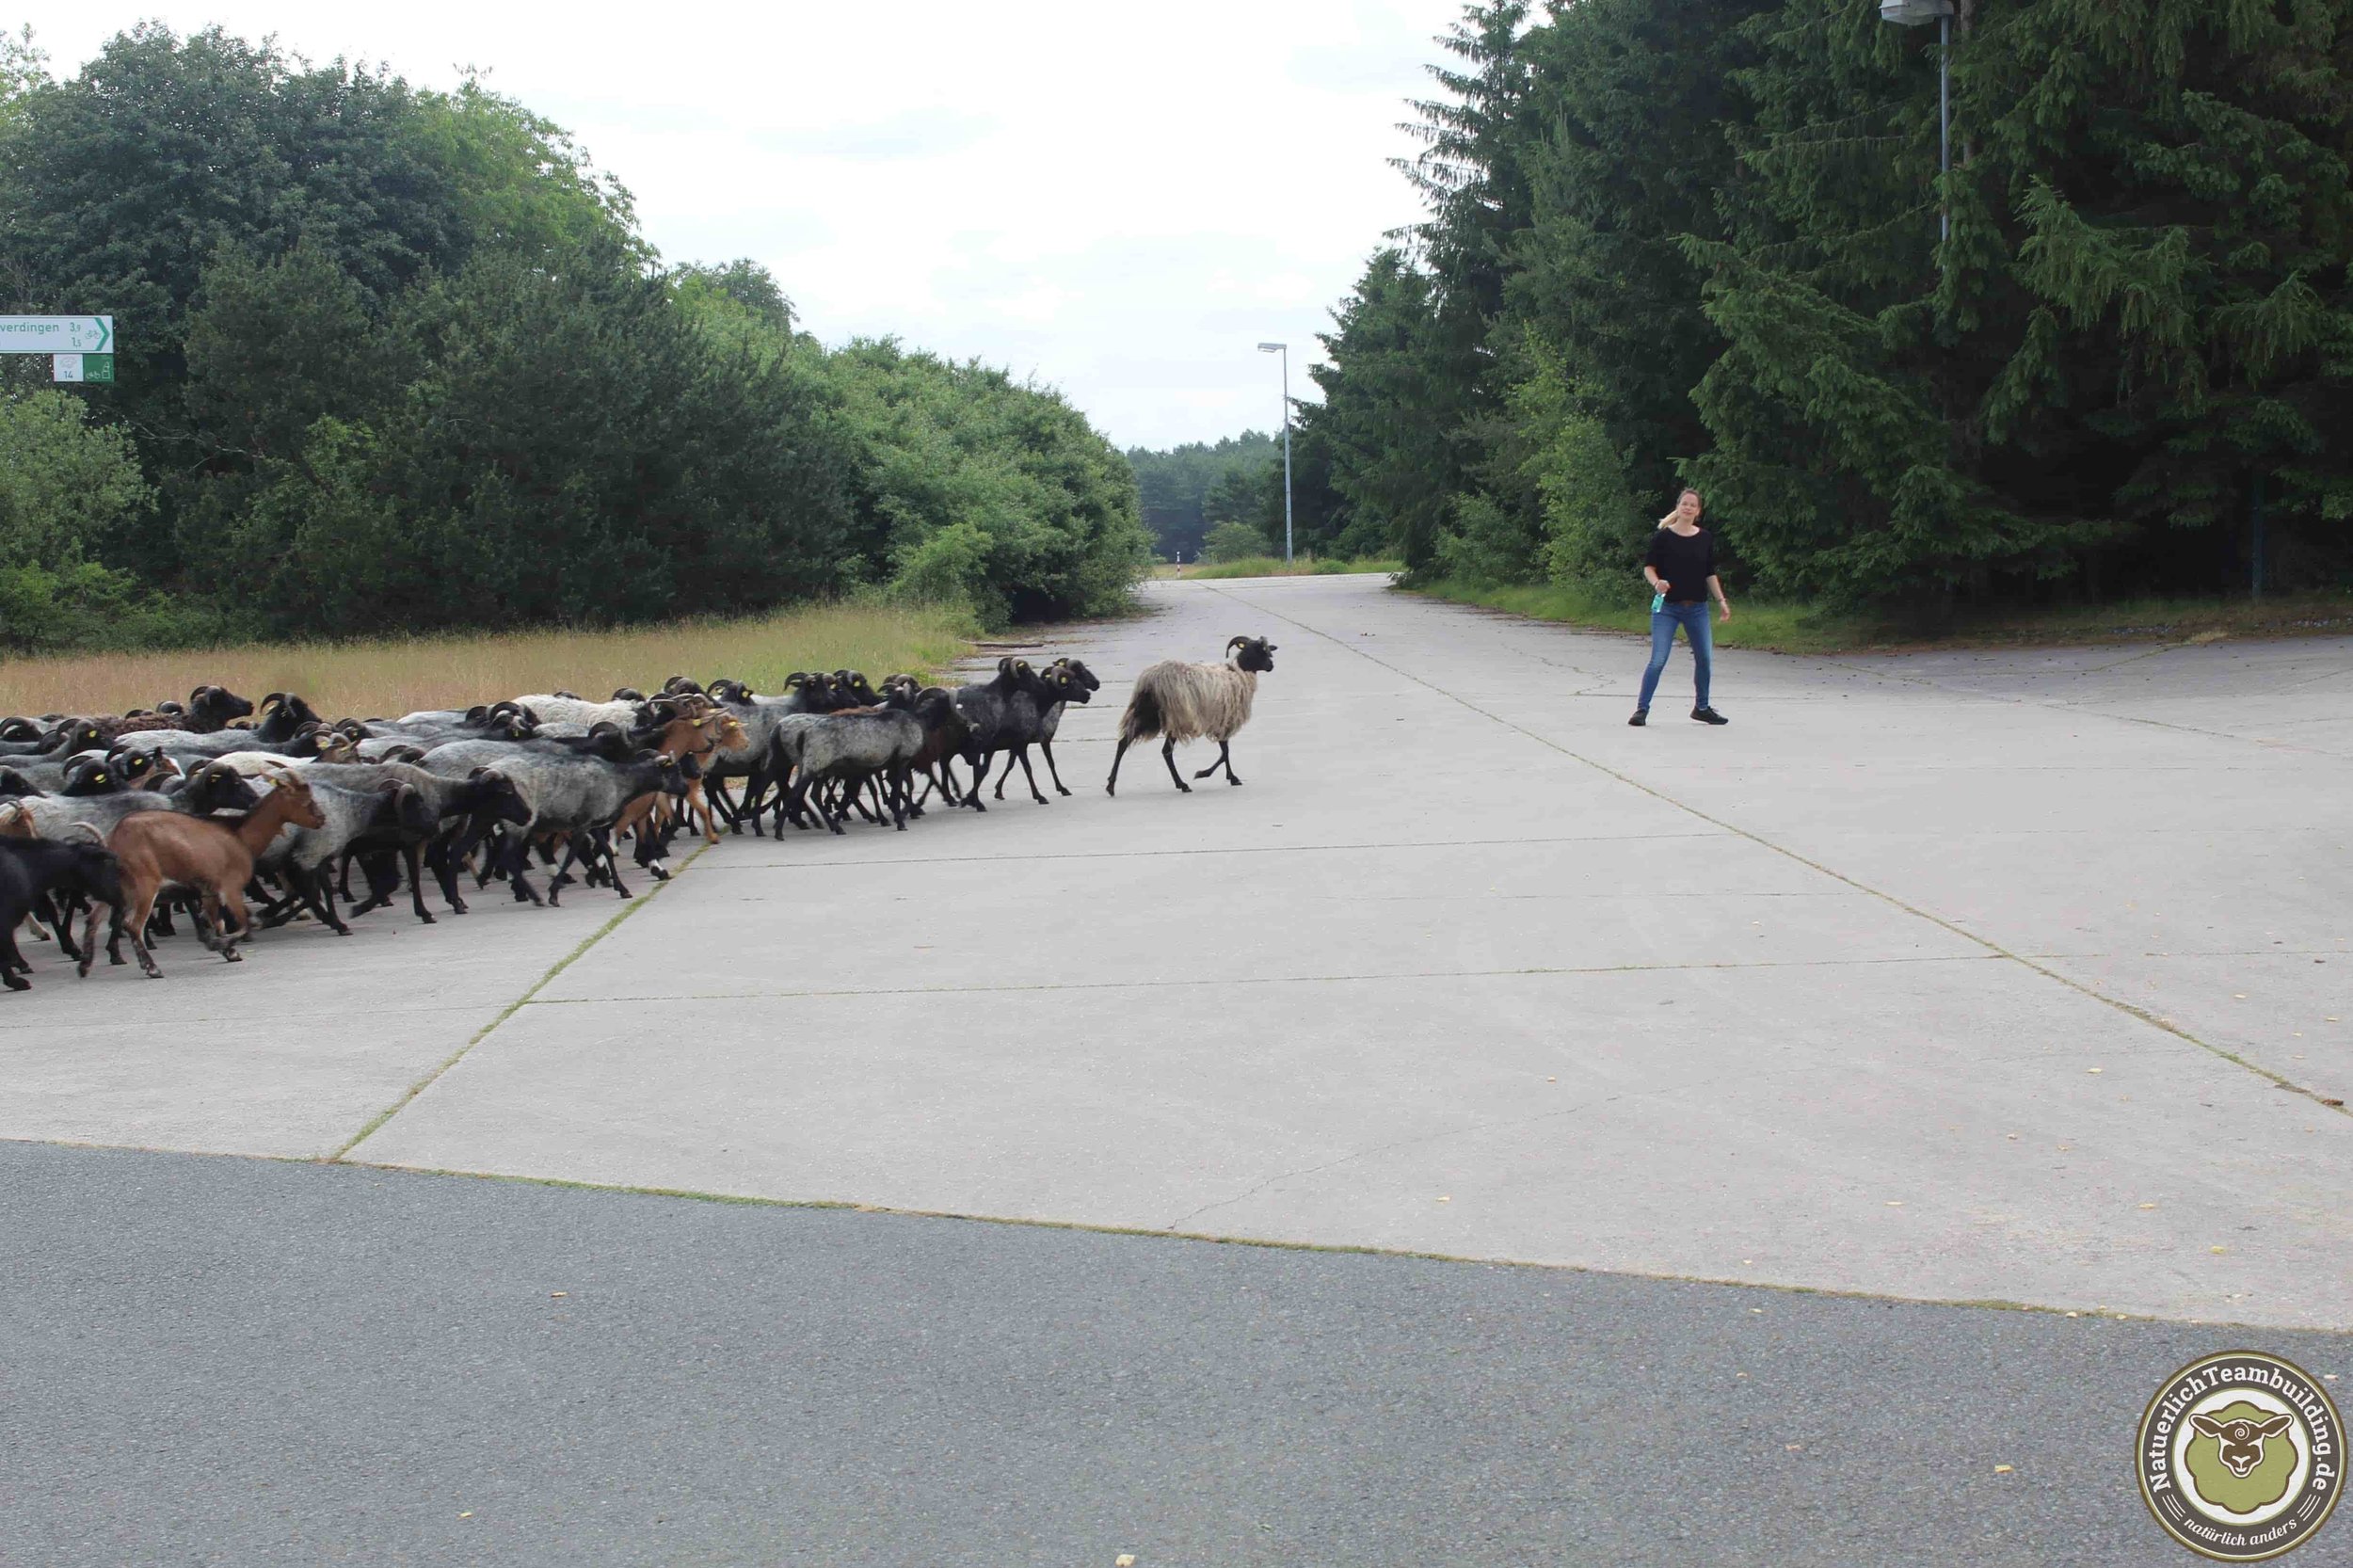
top-left (26, 2), bottom-right (1460, 450)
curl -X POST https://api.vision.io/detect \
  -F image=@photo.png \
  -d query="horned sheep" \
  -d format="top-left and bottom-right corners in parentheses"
top-left (1105, 635), bottom-right (1277, 795)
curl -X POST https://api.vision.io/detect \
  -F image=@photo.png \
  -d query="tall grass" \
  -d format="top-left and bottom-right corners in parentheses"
top-left (0, 601), bottom-right (981, 719)
top-left (1413, 578), bottom-right (2353, 654)
top-left (1168, 556), bottom-right (1401, 581)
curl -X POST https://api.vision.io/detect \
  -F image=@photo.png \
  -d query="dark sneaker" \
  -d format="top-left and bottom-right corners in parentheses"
top-left (1691, 707), bottom-right (1729, 726)
top-left (1627, 710), bottom-right (1647, 727)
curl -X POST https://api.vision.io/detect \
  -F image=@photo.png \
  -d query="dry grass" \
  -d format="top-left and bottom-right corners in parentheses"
top-left (0, 602), bottom-right (979, 720)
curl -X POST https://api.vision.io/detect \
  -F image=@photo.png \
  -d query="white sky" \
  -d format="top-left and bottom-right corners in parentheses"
top-left (23, 2), bottom-right (1458, 449)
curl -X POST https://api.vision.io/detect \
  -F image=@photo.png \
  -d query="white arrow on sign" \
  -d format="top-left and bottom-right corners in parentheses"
top-left (0, 316), bottom-right (113, 354)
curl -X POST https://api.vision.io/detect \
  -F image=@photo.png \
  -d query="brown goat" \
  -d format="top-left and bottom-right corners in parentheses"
top-left (84, 772), bottom-right (328, 978)
top-left (644, 711), bottom-right (745, 844)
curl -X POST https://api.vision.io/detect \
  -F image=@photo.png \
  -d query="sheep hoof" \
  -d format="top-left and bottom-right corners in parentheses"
top-left (4, 975), bottom-right (27, 992)
top-left (419, 914), bottom-right (437, 925)
top-left (1227, 776), bottom-right (1244, 786)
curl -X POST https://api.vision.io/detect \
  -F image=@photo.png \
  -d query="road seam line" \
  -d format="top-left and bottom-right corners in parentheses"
top-left (326, 843), bottom-right (712, 1161)
top-left (1205, 581), bottom-right (2350, 1117)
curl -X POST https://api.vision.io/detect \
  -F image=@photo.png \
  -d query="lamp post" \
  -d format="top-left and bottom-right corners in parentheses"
top-left (1880, 0), bottom-right (1954, 244)
top-left (1257, 341), bottom-right (1294, 566)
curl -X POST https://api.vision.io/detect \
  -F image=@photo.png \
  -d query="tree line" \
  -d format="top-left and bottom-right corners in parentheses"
top-left (1261, 0), bottom-right (2353, 613)
top-left (0, 24), bottom-right (1150, 651)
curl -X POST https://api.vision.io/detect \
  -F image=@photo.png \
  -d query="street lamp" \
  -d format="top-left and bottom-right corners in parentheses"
top-left (1881, 0), bottom-right (1954, 244)
top-left (1257, 341), bottom-right (1294, 566)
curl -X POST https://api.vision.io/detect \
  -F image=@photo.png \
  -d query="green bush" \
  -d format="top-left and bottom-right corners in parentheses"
top-left (1202, 520), bottom-right (1273, 563)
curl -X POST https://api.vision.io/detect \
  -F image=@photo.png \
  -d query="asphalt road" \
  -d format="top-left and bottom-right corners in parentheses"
top-left (8, 1142), bottom-right (2348, 1568)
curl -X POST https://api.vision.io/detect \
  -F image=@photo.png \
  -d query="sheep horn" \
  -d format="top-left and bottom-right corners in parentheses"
top-left (59, 820), bottom-right (106, 845)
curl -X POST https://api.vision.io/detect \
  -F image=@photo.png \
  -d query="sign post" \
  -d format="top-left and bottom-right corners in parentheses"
top-left (0, 316), bottom-right (117, 381)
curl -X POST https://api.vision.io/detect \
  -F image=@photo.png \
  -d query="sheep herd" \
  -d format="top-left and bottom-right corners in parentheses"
top-left (0, 635), bottom-right (1277, 990)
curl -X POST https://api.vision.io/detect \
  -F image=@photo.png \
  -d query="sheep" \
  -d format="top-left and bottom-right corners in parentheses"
top-left (704, 674), bottom-right (824, 834)
top-left (0, 836), bottom-right (126, 990)
top-left (58, 751), bottom-right (181, 796)
top-left (881, 676), bottom-right (971, 808)
top-left (945, 659), bottom-right (1057, 813)
top-left (302, 761), bottom-right (534, 920)
top-left (507, 692), bottom-right (651, 736)
top-left (983, 662), bottom-right (1093, 803)
top-left (101, 685), bottom-right (256, 742)
top-left (134, 694), bottom-right (325, 761)
top-left (777, 708), bottom-right (924, 834)
top-left (0, 719), bottom-right (107, 760)
top-left (2, 761), bottom-right (263, 846)
top-left (1105, 635), bottom-right (1278, 795)
top-left (1031, 657), bottom-right (1100, 797)
top-left (84, 771), bottom-right (329, 978)
top-left (245, 776), bottom-right (442, 936)
top-left (414, 736), bottom-right (688, 904)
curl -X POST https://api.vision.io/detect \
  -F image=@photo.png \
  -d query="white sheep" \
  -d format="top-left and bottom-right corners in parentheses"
top-left (1105, 635), bottom-right (1278, 795)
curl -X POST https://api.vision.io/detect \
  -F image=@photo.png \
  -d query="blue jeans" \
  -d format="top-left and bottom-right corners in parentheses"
top-left (1637, 601), bottom-right (1712, 712)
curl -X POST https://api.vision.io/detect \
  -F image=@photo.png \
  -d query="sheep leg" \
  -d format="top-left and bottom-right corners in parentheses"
top-left (1039, 739), bottom-right (1072, 797)
top-left (957, 749), bottom-right (989, 812)
top-left (1, 920), bottom-right (28, 990)
top-left (402, 842), bottom-right (436, 923)
top-left (502, 834), bottom-right (544, 907)
top-left (1160, 738), bottom-right (1191, 792)
top-left (1015, 746), bottom-right (1048, 805)
top-left (600, 832), bottom-right (633, 900)
top-left (40, 893), bottom-right (84, 962)
top-left (291, 866), bottom-right (352, 936)
top-left (427, 828), bottom-right (471, 916)
top-left (1194, 741), bottom-right (1242, 786)
top-left (1106, 738), bottom-right (1133, 796)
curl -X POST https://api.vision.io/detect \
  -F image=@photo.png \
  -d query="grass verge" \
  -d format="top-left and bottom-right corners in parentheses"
top-left (1413, 579), bottom-right (2353, 654)
top-left (1161, 556), bottom-right (1401, 581)
top-left (0, 600), bottom-right (980, 719)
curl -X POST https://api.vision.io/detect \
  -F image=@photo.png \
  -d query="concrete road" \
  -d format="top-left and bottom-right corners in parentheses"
top-left (5, 575), bottom-right (2350, 1563)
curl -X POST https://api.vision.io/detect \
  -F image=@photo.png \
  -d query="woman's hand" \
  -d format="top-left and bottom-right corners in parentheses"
top-left (1717, 600), bottom-right (1733, 624)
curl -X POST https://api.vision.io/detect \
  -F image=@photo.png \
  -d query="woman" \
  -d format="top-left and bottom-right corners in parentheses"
top-left (1630, 488), bottom-right (1731, 727)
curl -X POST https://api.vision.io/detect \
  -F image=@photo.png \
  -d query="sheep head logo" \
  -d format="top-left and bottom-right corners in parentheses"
top-left (2192, 1411), bottom-right (2294, 1480)
top-left (2183, 1400), bottom-right (2300, 1515)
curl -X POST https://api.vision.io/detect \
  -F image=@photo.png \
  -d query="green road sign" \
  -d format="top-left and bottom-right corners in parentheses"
top-left (52, 353), bottom-right (114, 384)
top-left (0, 315), bottom-right (113, 354)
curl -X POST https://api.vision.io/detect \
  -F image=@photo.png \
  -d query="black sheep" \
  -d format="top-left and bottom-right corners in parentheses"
top-left (0, 836), bottom-right (125, 991)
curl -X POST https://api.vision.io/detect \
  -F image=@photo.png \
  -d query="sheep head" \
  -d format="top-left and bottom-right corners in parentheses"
top-left (1227, 635), bottom-right (1277, 673)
